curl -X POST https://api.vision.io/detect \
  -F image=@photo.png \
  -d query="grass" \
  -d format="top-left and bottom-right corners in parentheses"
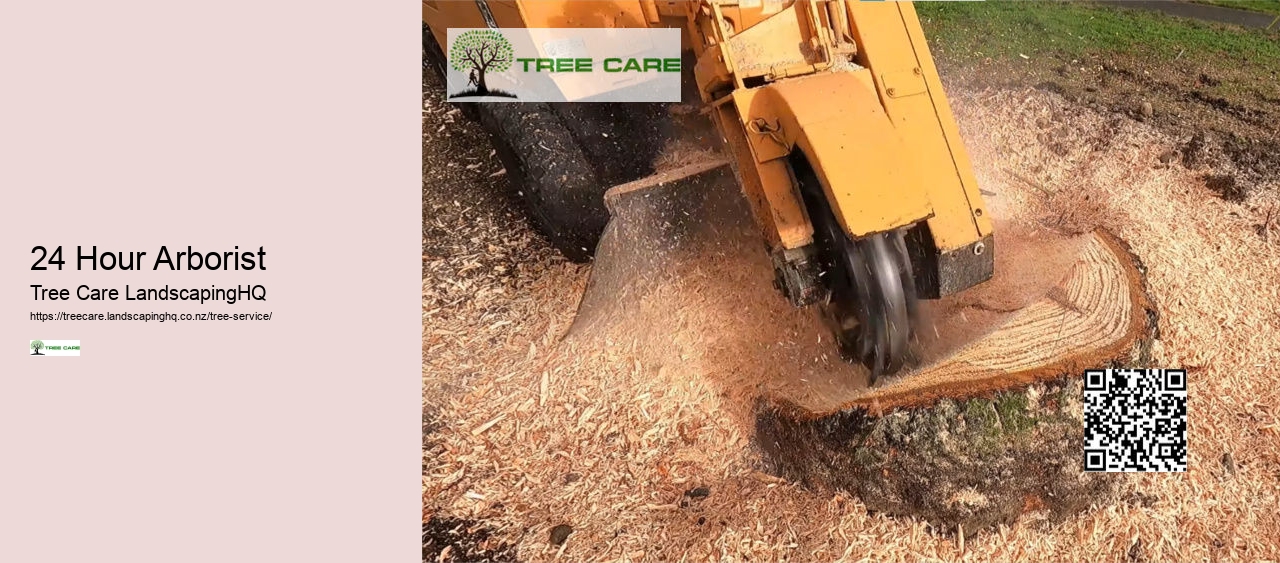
top-left (1191, 0), bottom-right (1280, 17)
top-left (916, 1), bottom-right (1280, 69)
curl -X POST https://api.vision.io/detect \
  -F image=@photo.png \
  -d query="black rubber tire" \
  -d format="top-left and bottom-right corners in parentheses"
top-left (423, 22), bottom-right (480, 122)
top-left (427, 21), bottom-right (607, 261)
top-left (422, 22), bottom-right (447, 78)
top-left (549, 104), bottom-right (669, 187)
top-left (476, 103), bottom-right (609, 262)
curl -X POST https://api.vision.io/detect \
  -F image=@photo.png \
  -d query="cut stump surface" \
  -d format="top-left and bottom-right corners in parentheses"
top-left (766, 229), bottom-right (1156, 417)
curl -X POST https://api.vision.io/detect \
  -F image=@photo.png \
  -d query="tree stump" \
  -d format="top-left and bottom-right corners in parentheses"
top-left (576, 163), bottom-right (1158, 533)
top-left (756, 230), bottom-right (1158, 534)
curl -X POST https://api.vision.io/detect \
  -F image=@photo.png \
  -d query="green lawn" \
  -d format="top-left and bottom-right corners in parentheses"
top-left (915, 1), bottom-right (1280, 69)
top-left (914, 0), bottom-right (1280, 173)
top-left (1191, 0), bottom-right (1280, 18)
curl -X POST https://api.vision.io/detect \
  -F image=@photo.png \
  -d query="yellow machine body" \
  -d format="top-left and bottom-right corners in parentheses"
top-left (687, 1), bottom-right (992, 255)
top-left (423, 0), bottom-right (994, 299)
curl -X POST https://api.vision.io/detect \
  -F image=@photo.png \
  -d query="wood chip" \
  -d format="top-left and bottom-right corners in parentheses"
top-left (539, 371), bottom-right (549, 406)
top-left (471, 413), bottom-right (507, 436)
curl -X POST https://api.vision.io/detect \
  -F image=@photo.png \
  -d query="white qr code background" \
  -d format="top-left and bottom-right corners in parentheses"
top-left (1084, 368), bottom-right (1187, 472)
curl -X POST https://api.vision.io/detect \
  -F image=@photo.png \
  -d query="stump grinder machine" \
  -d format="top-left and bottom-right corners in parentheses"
top-left (423, 1), bottom-right (995, 382)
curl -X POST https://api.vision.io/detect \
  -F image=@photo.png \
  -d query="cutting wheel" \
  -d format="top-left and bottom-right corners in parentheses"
top-left (846, 231), bottom-right (917, 378)
top-left (795, 159), bottom-right (918, 382)
top-left (819, 223), bottom-right (918, 382)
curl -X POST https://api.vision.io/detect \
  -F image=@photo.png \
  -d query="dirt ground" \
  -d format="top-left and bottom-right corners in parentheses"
top-left (930, 48), bottom-right (1280, 204)
top-left (423, 56), bottom-right (1280, 562)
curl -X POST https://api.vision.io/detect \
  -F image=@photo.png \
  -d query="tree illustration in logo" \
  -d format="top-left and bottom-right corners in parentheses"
top-left (30, 340), bottom-right (45, 355)
top-left (449, 29), bottom-right (516, 98)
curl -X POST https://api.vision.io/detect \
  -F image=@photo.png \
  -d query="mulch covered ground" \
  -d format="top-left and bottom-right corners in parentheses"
top-left (423, 68), bottom-right (1280, 562)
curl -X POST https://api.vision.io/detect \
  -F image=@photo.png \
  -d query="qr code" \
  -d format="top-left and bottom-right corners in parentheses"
top-left (1084, 368), bottom-right (1187, 472)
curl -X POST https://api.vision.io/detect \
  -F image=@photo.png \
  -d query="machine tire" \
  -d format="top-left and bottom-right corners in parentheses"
top-left (422, 22), bottom-right (448, 79)
top-left (423, 22), bottom-right (480, 122)
top-left (476, 103), bottom-right (609, 263)
top-left (549, 104), bottom-right (669, 187)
